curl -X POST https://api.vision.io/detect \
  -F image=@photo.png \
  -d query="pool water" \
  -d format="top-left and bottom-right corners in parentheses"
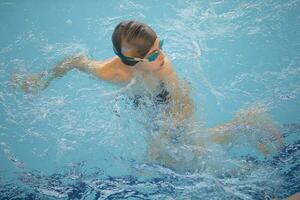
top-left (0, 0), bottom-right (299, 199)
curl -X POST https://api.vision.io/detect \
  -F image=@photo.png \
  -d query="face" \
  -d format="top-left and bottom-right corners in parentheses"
top-left (134, 38), bottom-right (166, 72)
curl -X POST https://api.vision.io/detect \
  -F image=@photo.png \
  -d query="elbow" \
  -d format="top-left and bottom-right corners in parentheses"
top-left (175, 97), bottom-right (194, 123)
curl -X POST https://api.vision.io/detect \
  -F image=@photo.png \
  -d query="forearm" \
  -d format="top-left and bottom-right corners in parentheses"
top-left (21, 55), bottom-right (93, 93)
top-left (163, 96), bottom-right (194, 129)
top-left (45, 55), bottom-right (97, 83)
top-left (172, 97), bottom-right (193, 123)
top-left (51, 55), bottom-right (91, 76)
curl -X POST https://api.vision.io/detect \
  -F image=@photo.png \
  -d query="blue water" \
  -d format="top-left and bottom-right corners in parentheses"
top-left (0, 0), bottom-right (300, 199)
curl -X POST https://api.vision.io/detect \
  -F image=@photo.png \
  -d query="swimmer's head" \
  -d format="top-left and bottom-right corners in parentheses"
top-left (112, 20), bottom-right (165, 70)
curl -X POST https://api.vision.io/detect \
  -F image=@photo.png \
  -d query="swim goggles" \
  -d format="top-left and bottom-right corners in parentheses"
top-left (113, 39), bottom-right (164, 63)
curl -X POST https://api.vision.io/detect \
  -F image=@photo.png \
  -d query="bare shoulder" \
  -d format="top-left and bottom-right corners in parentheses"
top-left (93, 57), bottom-right (133, 83)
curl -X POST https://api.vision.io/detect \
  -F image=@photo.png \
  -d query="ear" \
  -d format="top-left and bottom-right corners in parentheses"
top-left (123, 50), bottom-right (135, 57)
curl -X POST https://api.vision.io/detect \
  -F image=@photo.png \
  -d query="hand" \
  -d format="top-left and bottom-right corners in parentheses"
top-left (52, 64), bottom-right (71, 77)
top-left (21, 72), bottom-right (49, 93)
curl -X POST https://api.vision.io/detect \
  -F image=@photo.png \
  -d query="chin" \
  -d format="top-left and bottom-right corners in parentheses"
top-left (151, 65), bottom-right (162, 72)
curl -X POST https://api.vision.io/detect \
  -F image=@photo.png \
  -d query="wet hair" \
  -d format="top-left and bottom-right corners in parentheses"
top-left (112, 20), bottom-right (157, 66)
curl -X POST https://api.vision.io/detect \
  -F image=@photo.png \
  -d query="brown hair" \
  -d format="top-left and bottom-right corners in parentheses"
top-left (112, 20), bottom-right (157, 66)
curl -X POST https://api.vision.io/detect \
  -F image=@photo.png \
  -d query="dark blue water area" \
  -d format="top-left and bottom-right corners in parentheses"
top-left (0, 124), bottom-right (299, 200)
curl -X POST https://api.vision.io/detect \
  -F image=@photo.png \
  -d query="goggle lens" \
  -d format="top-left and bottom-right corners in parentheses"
top-left (147, 39), bottom-right (164, 62)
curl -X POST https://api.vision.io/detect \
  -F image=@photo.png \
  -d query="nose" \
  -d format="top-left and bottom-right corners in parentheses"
top-left (158, 50), bottom-right (165, 61)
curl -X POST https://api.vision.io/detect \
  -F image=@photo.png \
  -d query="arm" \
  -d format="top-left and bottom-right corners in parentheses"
top-left (208, 104), bottom-right (283, 155)
top-left (50, 55), bottom-right (116, 80)
top-left (148, 59), bottom-right (194, 161)
top-left (158, 58), bottom-right (194, 128)
top-left (21, 55), bottom-right (131, 93)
